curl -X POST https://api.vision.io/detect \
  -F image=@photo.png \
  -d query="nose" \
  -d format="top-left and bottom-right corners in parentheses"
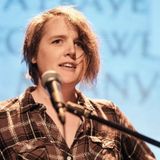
top-left (64, 40), bottom-right (76, 60)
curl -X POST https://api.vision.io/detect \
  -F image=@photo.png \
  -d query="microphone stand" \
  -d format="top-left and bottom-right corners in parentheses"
top-left (65, 101), bottom-right (160, 148)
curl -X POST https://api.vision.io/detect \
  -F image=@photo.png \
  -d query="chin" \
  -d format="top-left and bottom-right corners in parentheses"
top-left (61, 79), bottom-right (79, 86)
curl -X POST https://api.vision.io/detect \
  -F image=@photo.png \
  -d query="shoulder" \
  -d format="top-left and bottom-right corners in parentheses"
top-left (89, 99), bottom-right (118, 112)
top-left (0, 98), bottom-right (19, 112)
top-left (89, 99), bottom-right (122, 121)
top-left (89, 98), bottom-right (135, 130)
top-left (77, 90), bottom-right (123, 122)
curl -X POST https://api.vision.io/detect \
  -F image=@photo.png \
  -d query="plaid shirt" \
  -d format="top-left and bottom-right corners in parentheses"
top-left (0, 87), bottom-right (155, 160)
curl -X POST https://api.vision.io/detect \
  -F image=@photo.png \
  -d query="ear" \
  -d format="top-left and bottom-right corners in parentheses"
top-left (31, 57), bottom-right (37, 64)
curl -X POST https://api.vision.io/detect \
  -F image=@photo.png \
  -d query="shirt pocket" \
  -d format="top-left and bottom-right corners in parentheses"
top-left (88, 135), bottom-right (120, 160)
top-left (12, 137), bottom-right (49, 160)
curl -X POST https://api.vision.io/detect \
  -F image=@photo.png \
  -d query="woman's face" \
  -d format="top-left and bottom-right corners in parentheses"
top-left (32, 16), bottom-right (86, 87)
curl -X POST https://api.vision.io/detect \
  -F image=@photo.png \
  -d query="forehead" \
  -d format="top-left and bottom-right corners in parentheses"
top-left (43, 16), bottom-right (78, 36)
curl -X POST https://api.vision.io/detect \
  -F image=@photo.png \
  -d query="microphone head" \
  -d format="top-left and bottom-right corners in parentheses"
top-left (41, 70), bottom-right (61, 87)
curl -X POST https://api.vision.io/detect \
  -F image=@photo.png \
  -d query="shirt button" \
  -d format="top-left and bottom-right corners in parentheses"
top-left (67, 156), bottom-right (72, 160)
top-left (102, 149), bottom-right (107, 155)
top-left (50, 140), bottom-right (54, 143)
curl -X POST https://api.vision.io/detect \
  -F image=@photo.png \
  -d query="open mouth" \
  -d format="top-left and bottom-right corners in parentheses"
top-left (59, 62), bottom-right (77, 69)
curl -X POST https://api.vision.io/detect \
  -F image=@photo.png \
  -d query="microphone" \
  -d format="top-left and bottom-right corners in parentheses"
top-left (41, 70), bottom-right (65, 124)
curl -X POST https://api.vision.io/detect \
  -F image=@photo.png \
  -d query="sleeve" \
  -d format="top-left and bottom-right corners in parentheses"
top-left (113, 103), bottom-right (156, 160)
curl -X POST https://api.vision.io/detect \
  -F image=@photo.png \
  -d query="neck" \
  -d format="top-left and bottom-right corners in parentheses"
top-left (61, 84), bottom-right (77, 103)
top-left (32, 82), bottom-right (77, 105)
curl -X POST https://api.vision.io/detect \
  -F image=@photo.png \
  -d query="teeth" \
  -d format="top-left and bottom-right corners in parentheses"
top-left (60, 63), bottom-right (76, 68)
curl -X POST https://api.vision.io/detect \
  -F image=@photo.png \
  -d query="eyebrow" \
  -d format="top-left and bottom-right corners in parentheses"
top-left (48, 34), bottom-right (79, 41)
top-left (49, 34), bottom-right (66, 39)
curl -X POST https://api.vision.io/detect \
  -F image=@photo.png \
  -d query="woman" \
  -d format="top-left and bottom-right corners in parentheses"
top-left (0, 6), bottom-right (155, 159)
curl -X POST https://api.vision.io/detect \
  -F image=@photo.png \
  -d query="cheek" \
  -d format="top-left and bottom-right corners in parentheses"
top-left (33, 54), bottom-right (47, 74)
top-left (78, 58), bottom-right (87, 78)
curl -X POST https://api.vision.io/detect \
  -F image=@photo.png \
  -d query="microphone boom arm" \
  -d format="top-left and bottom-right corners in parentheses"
top-left (66, 101), bottom-right (160, 148)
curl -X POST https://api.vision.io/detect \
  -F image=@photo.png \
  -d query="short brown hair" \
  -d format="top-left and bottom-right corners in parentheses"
top-left (23, 6), bottom-right (100, 85)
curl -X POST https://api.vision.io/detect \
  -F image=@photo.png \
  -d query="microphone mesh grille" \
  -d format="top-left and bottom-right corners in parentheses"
top-left (41, 70), bottom-right (61, 87)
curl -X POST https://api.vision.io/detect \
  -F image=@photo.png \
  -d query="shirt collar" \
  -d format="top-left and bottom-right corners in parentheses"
top-left (18, 87), bottom-right (95, 114)
top-left (18, 86), bottom-right (46, 113)
top-left (76, 89), bottom-right (95, 112)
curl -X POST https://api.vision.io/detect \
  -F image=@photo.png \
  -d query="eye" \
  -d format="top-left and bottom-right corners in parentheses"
top-left (51, 39), bottom-right (63, 44)
top-left (74, 40), bottom-right (83, 48)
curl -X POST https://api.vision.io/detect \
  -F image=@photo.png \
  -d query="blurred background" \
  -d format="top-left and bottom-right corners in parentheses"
top-left (0, 0), bottom-right (159, 158)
